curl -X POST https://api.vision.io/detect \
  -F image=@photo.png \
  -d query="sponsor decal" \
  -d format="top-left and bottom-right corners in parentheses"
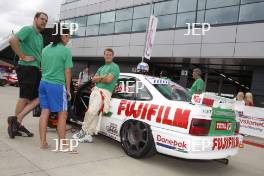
top-left (117, 100), bottom-right (191, 129)
top-left (212, 137), bottom-right (240, 150)
top-left (239, 117), bottom-right (264, 128)
top-left (193, 94), bottom-right (202, 104)
top-left (202, 109), bottom-right (212, 114)
top-left (101, 131), bottom-right (117, 140)
top-left (213, 109), bottom-right (235, 117)
top-left (215, 122), bottom-right (233, 130)
top-left (147, 78), bottom-right (170, 85)
top-left (202, 98), bottom-right (214, 107)
top-left (156, 135), bottom-right (188, 153)
top-left (106, 123), bottom-right (118, 136)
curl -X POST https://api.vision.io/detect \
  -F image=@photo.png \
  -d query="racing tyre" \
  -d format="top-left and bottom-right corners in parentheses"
top-left (120, 120), bottom-right (156, 158)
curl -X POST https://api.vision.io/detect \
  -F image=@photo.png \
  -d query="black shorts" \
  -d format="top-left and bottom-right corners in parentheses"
top-left (16, 65), bottom-right (41, 100)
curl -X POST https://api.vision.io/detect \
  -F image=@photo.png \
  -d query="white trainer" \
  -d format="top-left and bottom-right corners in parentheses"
top-left (78, 134), bottom-right (93, 143)
top-left (72, 129), bottom-right (86, 139)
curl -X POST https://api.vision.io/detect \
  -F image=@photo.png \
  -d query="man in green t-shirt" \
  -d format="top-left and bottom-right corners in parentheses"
top-left (190, 68), bottom-right (205, 95)
top-left (7, 12), bottom-right (48, 139)
top-left (72, 48), bottom-right (120, 143)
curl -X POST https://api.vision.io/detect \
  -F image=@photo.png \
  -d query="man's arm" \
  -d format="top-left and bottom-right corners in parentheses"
top-left (92, 75), bottom-right (101, 83)
top-left (100, 74), bottom-right (114, 83)
top-left (92, 67), bottom-right (101, 83)
top-left (64, 48), bottom-right (73, 100)
top-left (92, 74), bottom-right (114, 84)
top-left (9, 36), bottom-right (25, 60)
top-left (9, 36), bottom-right (35, 62)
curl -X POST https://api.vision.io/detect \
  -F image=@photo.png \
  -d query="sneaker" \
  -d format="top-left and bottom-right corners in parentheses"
top-left (17, 125), bottom-right (34, 137)
top-left (14, 131), bottom-right (22, 136)
top-left (72, 129), bottom-right (86, 139)
top-left (78, 134), bottom-right (93, 143)
top-left (7, 126), bottom-right (14, 139)
top-left (7, 116), bottom-right (17, 139)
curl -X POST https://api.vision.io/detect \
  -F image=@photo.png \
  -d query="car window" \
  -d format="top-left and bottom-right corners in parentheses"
top-left (146, 77), bottom-right (191, 101)
top-left (135, 80), bottom-right (152, 101)
top-left (112, 76), bottom-right (136, 100)
top-left (112, 76), bottom-right (152, 101)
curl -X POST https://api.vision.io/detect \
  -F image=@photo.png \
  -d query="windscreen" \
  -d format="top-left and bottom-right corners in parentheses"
top-left (146, 77), bottom-right (191, 101)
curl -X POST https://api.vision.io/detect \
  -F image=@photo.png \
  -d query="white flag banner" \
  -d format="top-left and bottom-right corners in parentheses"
top-left (144, 15), bottom-right (158, 60)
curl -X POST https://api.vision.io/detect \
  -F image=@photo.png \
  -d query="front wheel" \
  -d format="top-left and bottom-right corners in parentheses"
top-left (120, 120), bottom-right (156, 158)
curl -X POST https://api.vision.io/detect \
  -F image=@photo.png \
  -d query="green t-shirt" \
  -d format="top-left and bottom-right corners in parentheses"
top-left (15, 26), bottom-right (43, 67)
top-left (95, 62), bottom-right (120, 93)
top-left (41, 43), bottom-right (73, 85)
top-left (190, 78), bottom-right (205, 95)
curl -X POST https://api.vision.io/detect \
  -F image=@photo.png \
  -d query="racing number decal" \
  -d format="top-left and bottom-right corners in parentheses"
top-left (117, 100), bottom-right (191, 129)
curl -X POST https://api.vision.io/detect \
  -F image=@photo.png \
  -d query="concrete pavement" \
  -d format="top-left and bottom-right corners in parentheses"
top-left (0, 86), bottom-right (263, 176)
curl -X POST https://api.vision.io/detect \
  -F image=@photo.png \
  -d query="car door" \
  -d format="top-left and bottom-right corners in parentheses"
top-left (100, 75), bottom-right (138, 141)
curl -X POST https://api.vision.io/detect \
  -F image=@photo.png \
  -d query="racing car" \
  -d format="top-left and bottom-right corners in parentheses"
top-left (67, 73), bottom-right (243, 160)
top-left (5, 71), bottom-right (18, 86)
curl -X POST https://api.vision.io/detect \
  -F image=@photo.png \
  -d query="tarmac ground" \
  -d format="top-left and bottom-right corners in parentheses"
top-left (0, 86), bottom-right (263, 176)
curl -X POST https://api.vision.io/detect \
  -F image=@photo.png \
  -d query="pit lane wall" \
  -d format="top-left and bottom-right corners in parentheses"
top-left (235, 105), bottom-right (264, 139)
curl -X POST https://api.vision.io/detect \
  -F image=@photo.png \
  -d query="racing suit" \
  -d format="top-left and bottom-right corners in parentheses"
top-left (82, 87), bottom-right (112, 135)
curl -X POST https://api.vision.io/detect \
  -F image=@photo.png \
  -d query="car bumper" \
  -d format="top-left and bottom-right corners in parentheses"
top-left (151, 126), bottom-right (243, 160)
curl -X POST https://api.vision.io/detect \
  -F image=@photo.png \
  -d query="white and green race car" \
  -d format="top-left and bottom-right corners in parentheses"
top-left (69, 73), bottom-right (243, 160)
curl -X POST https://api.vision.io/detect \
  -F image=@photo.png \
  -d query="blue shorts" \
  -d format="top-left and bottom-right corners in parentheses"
top-left (39, 80), bottom-right (67, 112)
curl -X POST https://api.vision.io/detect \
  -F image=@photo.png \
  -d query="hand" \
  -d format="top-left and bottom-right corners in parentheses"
top-left (23, 56), bottom-right (35, 62)
top-left (92, 76), bottom-right (101, 83)
top-left (67, 90), bottom-right (71, 101)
